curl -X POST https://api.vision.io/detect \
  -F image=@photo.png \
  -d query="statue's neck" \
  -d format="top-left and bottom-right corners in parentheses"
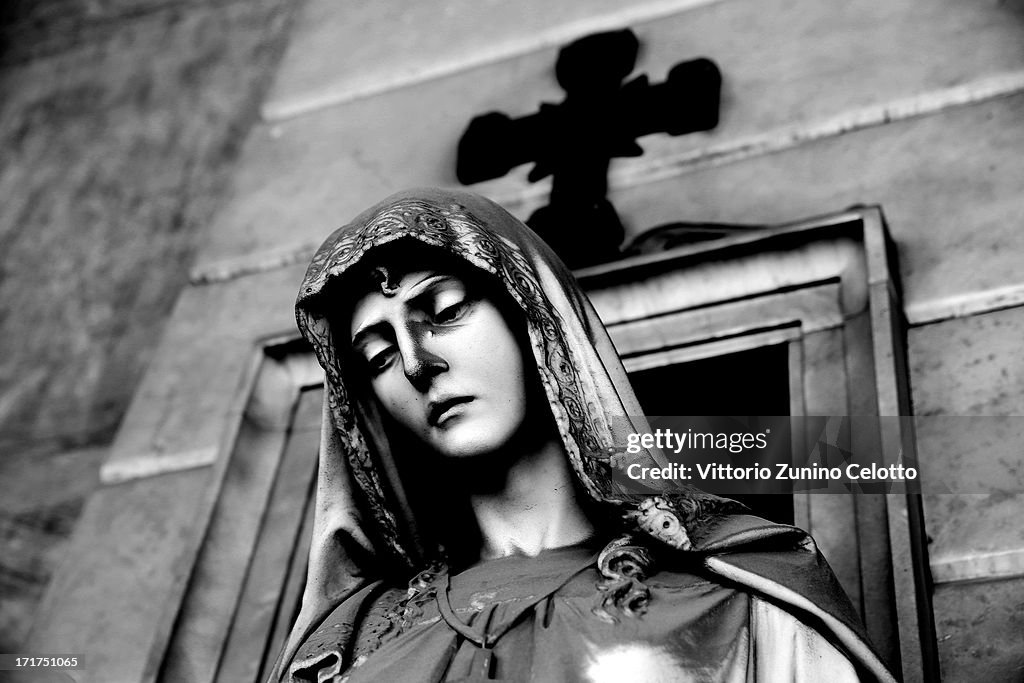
top-left (468, 437), bottom-right (596, 560)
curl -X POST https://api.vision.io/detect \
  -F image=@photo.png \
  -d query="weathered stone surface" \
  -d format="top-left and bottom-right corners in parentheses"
top-left (209, 388), bottom-right (321, 683)
top-left (195, 0), bottom-right (1024, 280)
top-left (0, 447), bottom-right (104, 652)
top-left (933, 575), bottom-right (1024, 680)
top-left (0, 0), bottom-right (295, 455)
top-left (0, 0), bottom-right (257, 65)
top-left (264, 0), bottom-right (719, 117)
top-left (160, 418), bottom-right (290, 683)
top-left (0, 0), bottom-right (296, 653)
top-left (264, 0), bottom-right (1024, 123)
top-left (909, 306), bottom-right (1024, 562)
top-left (100, 263), bottom-right (305, 483)
top-left (613, 94), bottom-right (1024, 309)
top-left (27, 466), bottom-right (212, 683)
top-left (909, 306), bottom-right (1024, 678)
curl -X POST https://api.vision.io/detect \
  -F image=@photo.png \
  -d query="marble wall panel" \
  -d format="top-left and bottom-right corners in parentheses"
top-left (932, 575), bottom-right (1024, 680)
top-left (0, 0), bottom-right (295, 454)
top-left (612, 94), bottom-right (1024, 309)
top-left (908, 305), bottom-right (1024, 563)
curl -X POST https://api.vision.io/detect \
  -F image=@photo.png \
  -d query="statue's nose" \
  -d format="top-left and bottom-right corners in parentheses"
top-left (400, 327), bottom-right (448, 388)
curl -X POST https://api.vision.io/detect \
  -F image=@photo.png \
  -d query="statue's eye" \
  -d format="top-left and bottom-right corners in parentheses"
top-left (429, 284), bottom-right (472, 324)
top-left (365, 346), bottom-right (396, 375)
top-left (433, 298), bottom-right (471, 324)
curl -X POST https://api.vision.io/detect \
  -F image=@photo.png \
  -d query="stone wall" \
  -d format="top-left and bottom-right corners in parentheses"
top-left (0, 0), bottom-right (297, 651)
top-left (6, 0), bottom-right (1024, 678)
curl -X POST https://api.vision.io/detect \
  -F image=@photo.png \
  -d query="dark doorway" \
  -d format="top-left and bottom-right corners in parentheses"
top-left (627, 343), bottom-right (794, 524)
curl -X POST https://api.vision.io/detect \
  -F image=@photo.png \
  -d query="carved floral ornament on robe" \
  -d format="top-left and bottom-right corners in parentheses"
top-left (271, 188), bottom-right (896, 683)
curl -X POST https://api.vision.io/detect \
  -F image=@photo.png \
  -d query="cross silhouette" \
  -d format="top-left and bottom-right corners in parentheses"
top-left (456, 29), bottom-right (722, 268)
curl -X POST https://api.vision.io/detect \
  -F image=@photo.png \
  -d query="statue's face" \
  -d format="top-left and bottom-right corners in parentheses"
top-left (348, 263), bottom-right (531, 459)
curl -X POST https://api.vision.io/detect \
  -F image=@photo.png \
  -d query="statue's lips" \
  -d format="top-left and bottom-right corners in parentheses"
top-left (428, 396), bottom-right (474, 427)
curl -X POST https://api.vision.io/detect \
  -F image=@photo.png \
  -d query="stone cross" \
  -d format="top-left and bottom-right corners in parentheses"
top-left (456, 29), bottom-right (721, 268)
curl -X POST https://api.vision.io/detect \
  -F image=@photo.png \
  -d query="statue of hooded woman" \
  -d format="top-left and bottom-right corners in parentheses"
top-left (269, 189), bottom-right (896, 683)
